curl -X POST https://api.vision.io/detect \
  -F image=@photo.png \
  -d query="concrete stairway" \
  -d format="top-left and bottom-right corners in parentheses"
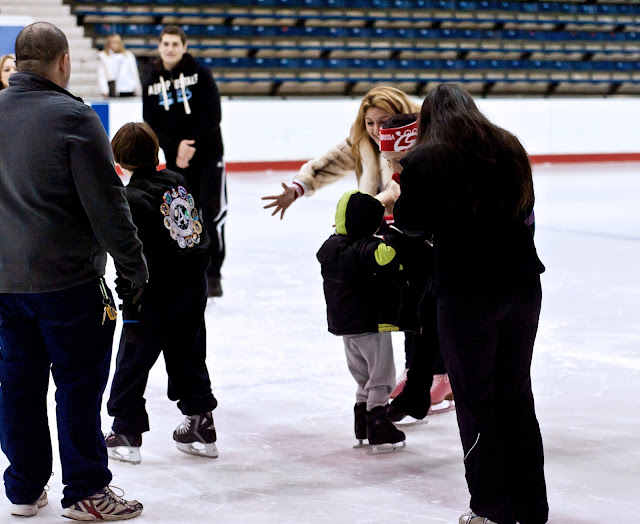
top-left (0, 0), bottom-right (100, 99)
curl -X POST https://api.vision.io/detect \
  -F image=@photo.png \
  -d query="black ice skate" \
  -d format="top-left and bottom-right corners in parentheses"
top-left (105, 431), bottom-right (142, 464)
top-left (353, 402), bottom-right (369, 448)
top-left (173, 412), bottom-right (219, 458)
top-left (366, 406), bottom-right (406, 455)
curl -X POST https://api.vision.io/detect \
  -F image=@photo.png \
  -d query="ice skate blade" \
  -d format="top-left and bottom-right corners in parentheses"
top-left (367, 441), bottom-right (406, 455)
top-left (107, 446), bottom-right (141, 465)
top-left (353, 439), bottom-right (371, 449)
top-left (394, 417), bottom-right (428, 427)
top-left (427, 400), bottom-right (455, 416)
top-left (176, 441), bottom-right (219, 458)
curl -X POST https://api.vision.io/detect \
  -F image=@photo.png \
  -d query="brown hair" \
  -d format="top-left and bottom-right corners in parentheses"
top-left (351, 86), bottom-right (420, 176)
top-left (111, 122), bottom-right (159, 171)
top-left (381, 112), bottom-right (418, 130)
top-left (160, 25), bottom-right (187, 45)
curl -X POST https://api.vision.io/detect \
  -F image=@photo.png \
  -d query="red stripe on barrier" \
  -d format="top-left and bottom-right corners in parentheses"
top-left (529, 153), bottom-right (640, 164)
top-left (223, 154), bottom-right (640, 172)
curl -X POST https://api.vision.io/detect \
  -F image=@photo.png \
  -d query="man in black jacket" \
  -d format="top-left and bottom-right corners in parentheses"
top-left (0, 22), bottom-right (147, 520)
top-left (142, 25), bottom-right (226, 298)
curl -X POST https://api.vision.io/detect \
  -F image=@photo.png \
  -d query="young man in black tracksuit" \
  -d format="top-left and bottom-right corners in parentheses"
top-left (105, 122), bottom-right (219, 463)
top-left (317, 190), bottom-right (415, 451)
top-left (142, 25), bottom-right (226, 297)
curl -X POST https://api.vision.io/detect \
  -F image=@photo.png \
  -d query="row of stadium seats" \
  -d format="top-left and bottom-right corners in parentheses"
top-left (72, 0), bottom-right (640, 95)
top-left (72, 0), bottom-right (640, 17)
top-left (76, 9), bottom-right (640, 30)
top-left (212, 76), bottom-right (640, 85)
top-left (193, 56), bottom-right (640, 72)
top-left (92, 23), bottom-right (640, 43)
top-left (123, 42), bottom-right (640, 58)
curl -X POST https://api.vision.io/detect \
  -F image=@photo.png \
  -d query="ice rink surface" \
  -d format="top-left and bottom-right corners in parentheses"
top-left (0, 162), bottom-right (638, 523)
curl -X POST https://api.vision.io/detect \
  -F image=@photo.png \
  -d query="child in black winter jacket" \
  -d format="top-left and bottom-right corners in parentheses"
top-left (317, 190), bottom-right (409, 452)
top-left (105, 122), bottom-right (219, 464)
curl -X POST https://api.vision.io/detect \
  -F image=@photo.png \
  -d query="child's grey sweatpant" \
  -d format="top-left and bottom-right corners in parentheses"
top-left (342, 332), bottom-right (396, 411)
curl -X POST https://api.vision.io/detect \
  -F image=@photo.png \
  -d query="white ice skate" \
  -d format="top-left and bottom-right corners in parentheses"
top-left (173, 413), bottom-right (219, 459)
top-left (105, 432), bottom-right (142, 465)
top-left (393, 416), bottom-right (429, 428)
top-left (367, 441), bottom-right (407, 455)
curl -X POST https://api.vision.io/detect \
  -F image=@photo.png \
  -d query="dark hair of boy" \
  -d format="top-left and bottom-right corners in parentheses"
top-left (380, 112), bottom-right (418, 130)
top-left (160, 25), bottom-right (187, 45)
top-left (111, 122), bottom-right (159, 171)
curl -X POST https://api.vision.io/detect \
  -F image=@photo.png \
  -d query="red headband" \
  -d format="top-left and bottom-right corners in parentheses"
top-left (379, 120), bottom-right (418, 152)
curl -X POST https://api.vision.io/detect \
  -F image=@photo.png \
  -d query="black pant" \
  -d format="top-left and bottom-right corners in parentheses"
top-left (438, 276), bottom-right (548, 524)
top-left (391, 293), bottom-right (440, 419)
top-left (176, 156), bottom-right (227, 282)
top-left (107, 271), bottom-right (217, 435)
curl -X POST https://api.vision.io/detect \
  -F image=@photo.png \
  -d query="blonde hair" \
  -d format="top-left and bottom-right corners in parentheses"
top-left (106, 34), bottom-right (126, 54)
top-left (1, 54), bottom-right (16, 88)
top-left (351, 86), bottom-right (420, 176)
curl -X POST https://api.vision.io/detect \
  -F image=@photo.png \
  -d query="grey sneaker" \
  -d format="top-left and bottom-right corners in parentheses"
top-left (11, 490), bottom-right (48, 517)
top-left (459, 511), bottom-right (497, 524)
top-left (62, 486), bottom-right (142, 521)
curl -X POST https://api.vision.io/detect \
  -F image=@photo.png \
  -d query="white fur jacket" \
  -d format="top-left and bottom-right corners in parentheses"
top-left (294, 130), bottom-right (394, 203)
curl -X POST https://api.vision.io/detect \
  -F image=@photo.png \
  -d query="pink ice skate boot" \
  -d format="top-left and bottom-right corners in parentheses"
top-left (427, 374), bottom-right (455, 415)
top-left (389, 368), bottom-right (408, 399)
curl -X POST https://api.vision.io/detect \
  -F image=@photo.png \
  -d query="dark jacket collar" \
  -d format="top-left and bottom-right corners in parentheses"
top-left (8, 71), bottom-right (84, 102)
top-left (130, 165), bottom-right (160, 182)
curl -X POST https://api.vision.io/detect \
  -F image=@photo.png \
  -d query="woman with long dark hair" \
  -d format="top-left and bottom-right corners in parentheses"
top-left (394, 84), bottom-right (548, 524)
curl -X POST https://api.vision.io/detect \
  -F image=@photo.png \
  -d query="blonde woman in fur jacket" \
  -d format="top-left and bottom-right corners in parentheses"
top-left (261, 86), bottom-right (420, 218)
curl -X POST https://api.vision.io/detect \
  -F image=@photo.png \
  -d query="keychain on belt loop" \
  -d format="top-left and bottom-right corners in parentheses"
top-left (99, 277), bottom-right (118, 325)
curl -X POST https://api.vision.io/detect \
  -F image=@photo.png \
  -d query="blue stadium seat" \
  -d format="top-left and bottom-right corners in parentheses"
top-left (302, 58), bottom-right (324, 68)
top-left (180, 24), bottom-right (204, 36)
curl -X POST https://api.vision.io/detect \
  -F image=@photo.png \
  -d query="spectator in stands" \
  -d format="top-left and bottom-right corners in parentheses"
top-left (97, 33), bottom-right (142, 98)
top-left (0, 54), bottom-right (17, 89)
top-left (142, 25), bottom-right (226, 298)
top-left (0, 22), bottom-right (147, 520)
top-left (394, 83), bottom-right (548, 524)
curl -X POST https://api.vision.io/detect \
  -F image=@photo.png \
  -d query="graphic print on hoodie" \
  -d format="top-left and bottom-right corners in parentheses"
top-left (142, 53), bottom-right (223, 173)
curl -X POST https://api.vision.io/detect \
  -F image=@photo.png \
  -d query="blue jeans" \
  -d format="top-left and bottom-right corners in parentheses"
top-left (0, 279), bottom-right (114, 508)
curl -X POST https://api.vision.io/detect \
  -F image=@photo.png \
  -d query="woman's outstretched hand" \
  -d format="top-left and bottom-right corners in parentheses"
top-left (261, 182), bottom-right (297, 220)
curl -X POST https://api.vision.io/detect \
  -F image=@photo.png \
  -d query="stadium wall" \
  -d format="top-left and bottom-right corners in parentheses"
top-left (93, 97), bottom-right (640, 171)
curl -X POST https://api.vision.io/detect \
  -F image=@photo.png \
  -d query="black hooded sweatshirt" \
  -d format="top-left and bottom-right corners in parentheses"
top-left (142, 54), bottom-right (223, 177)
top-left (125, 166), bottom-right (211, 278)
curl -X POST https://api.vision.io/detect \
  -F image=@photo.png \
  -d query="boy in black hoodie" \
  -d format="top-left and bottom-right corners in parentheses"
top-left (105, 122), bottom-right (218, 463)
top-left (143, 25), bottom-right (226, 298)
top-left (317, 190), bottom-right (407, 453)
